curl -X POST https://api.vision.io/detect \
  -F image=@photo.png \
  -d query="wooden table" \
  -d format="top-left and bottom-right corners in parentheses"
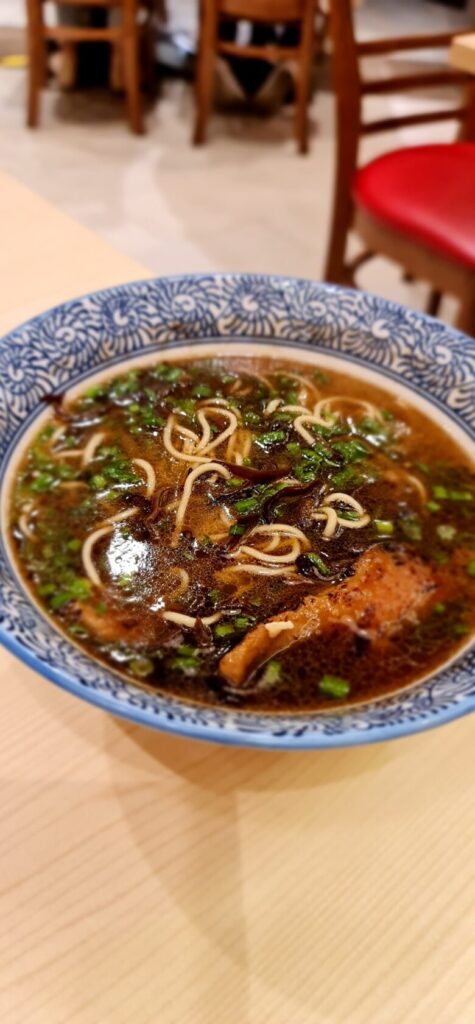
top-left (1, 172), bottom-right (475, 1024)
top-left (450, 33), bottom-right (475, 75)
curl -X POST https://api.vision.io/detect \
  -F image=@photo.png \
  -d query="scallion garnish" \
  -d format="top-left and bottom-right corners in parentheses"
top-left (260, 660), bottom-right (282, 685)
top-left (234, 497), bottom-right (259, 515)
top-left (318, 675), bottom-right (350, 699)
top-left (436, 524), bottom-right (456, 542)
top-left (374, 519), bottom-right (394, 535)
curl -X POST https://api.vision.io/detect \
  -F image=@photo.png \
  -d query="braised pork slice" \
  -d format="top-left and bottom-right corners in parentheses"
top-left (219, 546), bottom-right (437, 687)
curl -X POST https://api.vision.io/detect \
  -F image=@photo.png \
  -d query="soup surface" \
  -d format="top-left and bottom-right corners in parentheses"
top-left (9, 356), bottom-right (475, 711)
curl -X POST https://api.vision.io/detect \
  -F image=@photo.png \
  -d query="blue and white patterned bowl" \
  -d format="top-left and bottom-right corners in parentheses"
top-left (0, 274), bottom-right (474, 749)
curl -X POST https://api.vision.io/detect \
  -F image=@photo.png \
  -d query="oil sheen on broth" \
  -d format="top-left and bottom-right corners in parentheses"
top-left (10, 357), bottom-right (475, 711)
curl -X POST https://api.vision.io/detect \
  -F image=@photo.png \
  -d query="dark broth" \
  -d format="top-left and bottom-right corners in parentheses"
top-left (10, 356), bottom-right (475, 711)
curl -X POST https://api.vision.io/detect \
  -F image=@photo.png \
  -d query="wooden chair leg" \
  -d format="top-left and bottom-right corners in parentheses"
top-left (58, 42), bottom-right (77, 90)
top-left (26, 0), bottom-right (42, 128)
top-left (122, 0), bottom-right (144, 134)
top-left (426, 288), bottom-right (443, 319)
top-left (324, 190), bottom-right (355, 284)
top-left (193, 0), bottom-right (217, 146)
top-left (294, 4), bottom-right (314, 155)
top-left (142, 20), bottom-right (156, 96)
top-left (110, 41), bottom-right (123, 91)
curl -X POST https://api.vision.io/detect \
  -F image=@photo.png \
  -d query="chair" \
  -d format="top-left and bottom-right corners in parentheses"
top-left (25, 0), bottom-right (153, 134)
top-left (324, 0), bottom-right (475, 334)
top-left (193, 0), bottom-right (317, 153)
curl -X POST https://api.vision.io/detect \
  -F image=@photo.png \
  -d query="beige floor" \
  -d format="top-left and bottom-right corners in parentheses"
top-left (0, 0), bottom-right (469, 323)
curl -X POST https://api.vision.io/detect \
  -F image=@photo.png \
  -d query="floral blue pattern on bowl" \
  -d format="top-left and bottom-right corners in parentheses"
top-left (0, 274), bottom-right (474, 749)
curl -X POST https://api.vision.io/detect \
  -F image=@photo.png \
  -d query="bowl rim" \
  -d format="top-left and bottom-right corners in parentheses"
top-left (0, 272), bottom-right (474, 749)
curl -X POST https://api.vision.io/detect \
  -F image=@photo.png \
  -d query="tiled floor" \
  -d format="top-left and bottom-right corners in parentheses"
top-left (0, 0), bottom-right (470, 322)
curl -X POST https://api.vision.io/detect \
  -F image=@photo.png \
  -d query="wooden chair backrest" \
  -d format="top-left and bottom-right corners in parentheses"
top-left (328, 0), bottom-right (475, 162)
top-left (324, 0), bottom-right (475, 283)
top-left (219, 0), bottom-right (308, 22)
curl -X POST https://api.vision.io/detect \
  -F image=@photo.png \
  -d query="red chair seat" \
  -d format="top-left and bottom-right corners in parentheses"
top-left (353, 143), bottom-right (475, 272)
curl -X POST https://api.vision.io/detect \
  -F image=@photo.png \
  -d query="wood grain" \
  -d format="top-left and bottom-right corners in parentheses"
top-left (1, 171), bottom-right (475, 1024)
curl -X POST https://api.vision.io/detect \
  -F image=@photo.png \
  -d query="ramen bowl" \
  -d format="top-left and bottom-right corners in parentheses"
top-left (0, 274), bottom-right (474, 749)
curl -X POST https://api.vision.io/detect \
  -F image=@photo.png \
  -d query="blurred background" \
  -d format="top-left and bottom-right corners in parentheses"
top-left (0, 0), bottom-right (474, 325)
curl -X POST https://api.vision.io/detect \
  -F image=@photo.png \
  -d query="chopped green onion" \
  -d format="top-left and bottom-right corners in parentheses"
top-left (49, 576), bottom-right (91, 609)
top-left (234, 497), bottom-right (259, 515)
top-left (67, 623), bottom-right (89, 638)
top-left (260, 660), bottom-right (282, 685)
top-left (436, 524), bottom-right (456, 542)
top-left (67, 538), bottom-right (82, 552)
top-left (313, 371), bottom-right (329, 385)
top-left (83, 385), bottom-right (105, 400)
top-left (56, 464), bottom-right (76, 480)
top-left (400, 516), bottom-right (422, 542)
top-left (303, 445), bottom-right (339, 467)
top-left (294, 466), bottom-right (317, 483)
top-left (170, 652), bottom-right (200, 672)
top-left (454, 623), bottom-right (469, 637)
top-left (318, 674), bottom-right (350, 699)
top-left (214, 622), bottom-right (235, 638)
top-left (449, 490), bottom-right (472, 502)
top-left (432, 602), bottom-right (446, 614)
top-left (117, 574), bottom-right (134, 588)
top-left (49, 593), bottom-right (70, 610)
top-left (30, 472), bottom-right (56, 493)
top-left (192, 383), bottom-right (212, 399)
top-left (153, 364), bottom-right (182, 382)
top-left (38, 424), bottom-right (55, 440)
top-left (307, 552), bottom-right (329, 575)
top-left (330, 467), bottom-right (360, 489)
top-left (360, 417), bottom-right (385, 436)
top-left (374, 519), bottom-right (394, 535)
top-left (466, 560), bottom-right (475, 578)
top-left (67, 578), bottom-right (92, 600)
top-left (229, 523), bottom-right (246, 537)
top-left (171, 398), bottom-right (195, 416)
top-left (177, 644), bottom-right (197, 656)
top-left (333, 439), bottom-right (368, 464)
top-left (243, 411), bottom-right (261, 427)
top-left (90, 473), bottom-right (107, 490)
top-left (285, 442), bottom-right (301, 456)
top-left (129, 657), bottom-right (154, 678)
top-left (234, 615), bottom-right (255, 631)
top-left (432, 485), bottom-right (448, 499)
top-left (426, 501), bottom-right (440, 513)
top-left (257, 430), bottom-right (286, 447)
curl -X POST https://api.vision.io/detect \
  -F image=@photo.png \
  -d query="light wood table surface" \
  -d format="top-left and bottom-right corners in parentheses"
top-left (1, 172), bottom-right (475, 1024)
top-left (450, 33), bottom-right (475, 75)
